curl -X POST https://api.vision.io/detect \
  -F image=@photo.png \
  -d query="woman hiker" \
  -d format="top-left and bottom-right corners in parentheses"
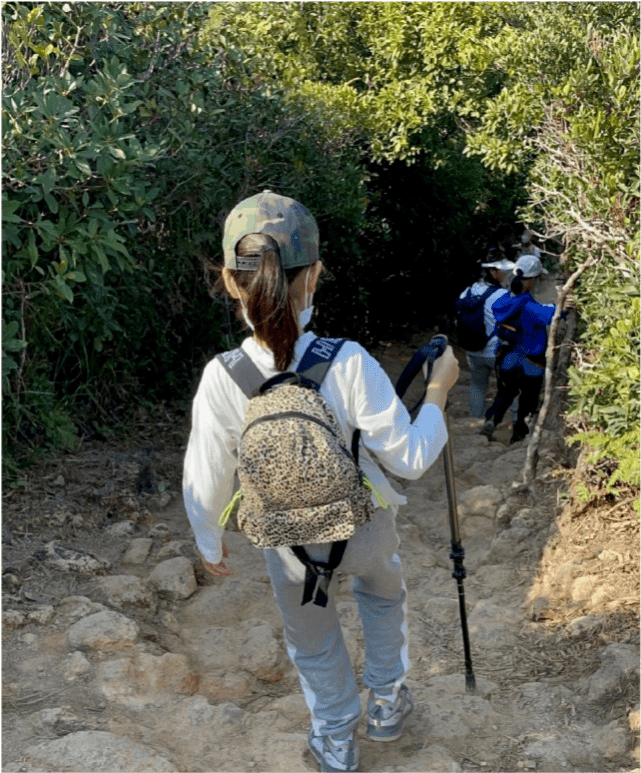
top-left (182, 190), bottom-right (459, 773)
top-left (456, 257), bottom-right (515, 418)
top-left (480, 254), bottom-right (568, 444)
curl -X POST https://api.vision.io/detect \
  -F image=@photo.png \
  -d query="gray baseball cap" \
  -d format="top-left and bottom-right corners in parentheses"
top-left (223, 190), bottom-right (319, 271)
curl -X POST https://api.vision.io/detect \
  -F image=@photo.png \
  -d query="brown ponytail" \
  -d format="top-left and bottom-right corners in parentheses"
top-left (511, 268), bottom-right (525, 296)
top-left (228, 234), bottom-right (305, 371)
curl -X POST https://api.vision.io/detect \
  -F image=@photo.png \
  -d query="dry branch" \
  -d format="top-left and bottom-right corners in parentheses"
top-left (522, 255), bottom-right (598, 487)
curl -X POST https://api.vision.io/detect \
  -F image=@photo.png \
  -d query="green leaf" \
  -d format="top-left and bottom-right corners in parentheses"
top-left (39, 168), bottom-right (57, 196)
top-left (44, 192), bottom-right (59, 214)
top-left (66, 271), bottom-right (86, 282)
top-left (53, 275), bottom-right (74, 303)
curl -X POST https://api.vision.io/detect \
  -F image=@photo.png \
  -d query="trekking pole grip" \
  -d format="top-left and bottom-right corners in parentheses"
top-left (395, 334), bottom-right (449, 401)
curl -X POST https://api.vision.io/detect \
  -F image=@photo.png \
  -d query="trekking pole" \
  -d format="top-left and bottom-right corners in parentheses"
top-left (396, 334), bottom-right (476, 693)
top-left (442, 409), bottom-right (476, 693)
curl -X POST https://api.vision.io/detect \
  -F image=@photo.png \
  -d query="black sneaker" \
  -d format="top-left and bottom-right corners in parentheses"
top-left (510, 421), bottom-right (529, 444)
top-left (480, 420), bottom-right (495, 440)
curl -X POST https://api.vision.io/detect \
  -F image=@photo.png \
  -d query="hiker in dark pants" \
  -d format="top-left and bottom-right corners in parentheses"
top-left (183, 191), bottom-right (460, 773)
top-left (456, 258), bottom-right (515, 417)
top-left (480, 255), bottom-right (568, 444)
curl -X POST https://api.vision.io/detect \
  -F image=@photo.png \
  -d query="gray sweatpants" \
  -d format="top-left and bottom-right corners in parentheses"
top-left (263, 506), bottom-right (408, 739)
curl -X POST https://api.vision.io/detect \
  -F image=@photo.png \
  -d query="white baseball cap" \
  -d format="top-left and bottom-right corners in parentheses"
top-left (514, 254), bottom-right (548, 278)
top-left (481, 258), bottom-right (516, 271)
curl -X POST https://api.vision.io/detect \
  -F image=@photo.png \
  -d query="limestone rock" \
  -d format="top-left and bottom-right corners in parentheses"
top-left (468, 599), bottom-right (520, 647)
top-left (159, 609), bottom-right (180, 633)
top-left (585, 643), bottom-right (641, 702)
top-left (404, 744), bottom-right (463, 772)
top-left (26, 605), bottom-right (55, 625)
top-left (95, 574), bottom-right (157, 612)
top-left (566, 614), bottom-right (604, 637)
top-left (121, 537), bottom-right (153, 565)
top-left (423, 596), bottom-right (460, 625)
top-left (156, 540), bottom-right (190, 560)
top-left (56, 595), bottom-right (109, 624)
top-left (29, 706), bottom-right (86, 736)
top-left (148, 556), bottom-right (197, 600)
top-left (62, 650), bottom-right (92, 680)
top-left (97, 651), bottom-right (197, 707)
top-left (487, 526), bottom-right (532, 563)
top-left (149, 523), bottom-right (171, 539)
top-left (105, 521), bottom-right (138, 538)
top-left (67, 610), bottom-right (139, 651)
top-left (521, 730), bottom-right (598, 770)
top-left (239, 620), bottom-right (286, 681)
top-left (3, 609), bottom-right (25, 628)
top-left (570, 574), bottom-right (601, 603)
top-left (198, 670), bottom-right (254, 701)
top-left (181, 624), bottom-right (241, 671)
top-left (458, 485), bottom-right (503, 520)
top-left (592, 719), bottom-right (630, 759)
top-left (180, 578), bottom-right (274, 626)
top-left (4, 730), bottom-right (178, 772)
top-left (34, 541), bottom-right (111, 575)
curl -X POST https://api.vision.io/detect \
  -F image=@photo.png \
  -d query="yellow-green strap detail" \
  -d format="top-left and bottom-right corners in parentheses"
top-left (219, 489), bottom-right (243, 528)
top-left (362, 476), bottom-right (389, 510)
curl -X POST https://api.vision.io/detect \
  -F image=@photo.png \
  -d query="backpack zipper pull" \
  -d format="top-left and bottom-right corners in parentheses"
top-left (362, 475), bottom-right (389, 510)
top-left (219, 489), bottom-right (243, 528)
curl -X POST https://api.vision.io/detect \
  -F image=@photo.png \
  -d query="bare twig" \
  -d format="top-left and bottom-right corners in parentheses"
top-left (522, 255), bottom-right (599, 487)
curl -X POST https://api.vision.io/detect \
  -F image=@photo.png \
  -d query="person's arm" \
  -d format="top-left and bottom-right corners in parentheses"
top-left (182, 360), bottom-right (239, 576)
top-left (343, 344), bottom-right (458, 480)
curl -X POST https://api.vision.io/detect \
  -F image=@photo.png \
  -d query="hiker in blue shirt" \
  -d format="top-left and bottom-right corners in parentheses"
top-left (480, 255), bottom-right (568, 444)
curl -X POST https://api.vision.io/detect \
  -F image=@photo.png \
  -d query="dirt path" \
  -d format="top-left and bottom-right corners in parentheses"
top-left (2, 327), bottom-right (639, 772)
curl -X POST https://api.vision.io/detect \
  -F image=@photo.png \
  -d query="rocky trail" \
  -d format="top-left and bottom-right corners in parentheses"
top-left (2, 324), bottom-right (639, 773)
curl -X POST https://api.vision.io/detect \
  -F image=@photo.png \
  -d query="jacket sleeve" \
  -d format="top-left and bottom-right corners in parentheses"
top-left (344, 344), bottom-right (448, 480)
top-left (182, 360), bottom-right (241, 565)
top-left (527, 301), bottom-right (557, 326)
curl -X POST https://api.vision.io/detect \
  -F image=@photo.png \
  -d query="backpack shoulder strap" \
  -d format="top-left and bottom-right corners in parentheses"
top-left (297, 338), bottom-right (361, 462)
top-left (215, 348), bottom-right (265, 399)
top-left (295, 337), bottom-right (346, 388)
top-left (482, 285), bottom-right (500, 302)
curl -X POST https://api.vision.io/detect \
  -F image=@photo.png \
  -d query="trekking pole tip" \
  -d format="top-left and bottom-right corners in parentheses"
top-left (465, 672), bottom-right (476, 693)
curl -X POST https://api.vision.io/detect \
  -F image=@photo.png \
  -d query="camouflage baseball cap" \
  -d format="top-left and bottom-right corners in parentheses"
top-left (223, 190), bottom-right (319, 271)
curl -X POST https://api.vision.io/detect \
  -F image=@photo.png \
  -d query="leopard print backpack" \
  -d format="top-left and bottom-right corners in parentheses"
top-left (216, 338), bottom-right (382, 606)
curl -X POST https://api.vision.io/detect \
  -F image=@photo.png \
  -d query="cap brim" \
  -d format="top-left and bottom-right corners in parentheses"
top-left (482, 261), bottom-right (516, 270)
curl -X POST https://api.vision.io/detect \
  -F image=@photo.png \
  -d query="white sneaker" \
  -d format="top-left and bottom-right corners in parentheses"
top-left (366, 684), bottom-right (414, 742)
top-left (307, 730), bottom-right (359, 772)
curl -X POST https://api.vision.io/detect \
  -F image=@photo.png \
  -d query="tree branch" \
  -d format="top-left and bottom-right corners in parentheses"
top-left (522, 254), bottom-right (599, 487)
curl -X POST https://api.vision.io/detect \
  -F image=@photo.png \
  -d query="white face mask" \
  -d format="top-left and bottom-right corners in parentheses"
top-left (240, 301), bottom-right (255, 331)
top-left (300, 265), bottom-right (315, 327)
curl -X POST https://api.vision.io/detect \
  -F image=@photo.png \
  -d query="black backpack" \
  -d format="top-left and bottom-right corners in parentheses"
top-left (455, 285), bottom-right (498, 352)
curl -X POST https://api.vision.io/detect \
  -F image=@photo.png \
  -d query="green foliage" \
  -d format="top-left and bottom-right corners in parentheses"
top-left (3, 0), bottom-right (638, 504)
top-left (567, 294), bottom-right (640, 489)
top-left (201, 1), bottom-right (526, 340)
top-left (511, 8), bottom-right (639, 495)
top-left (1, 1), bottom-right (368, 465)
